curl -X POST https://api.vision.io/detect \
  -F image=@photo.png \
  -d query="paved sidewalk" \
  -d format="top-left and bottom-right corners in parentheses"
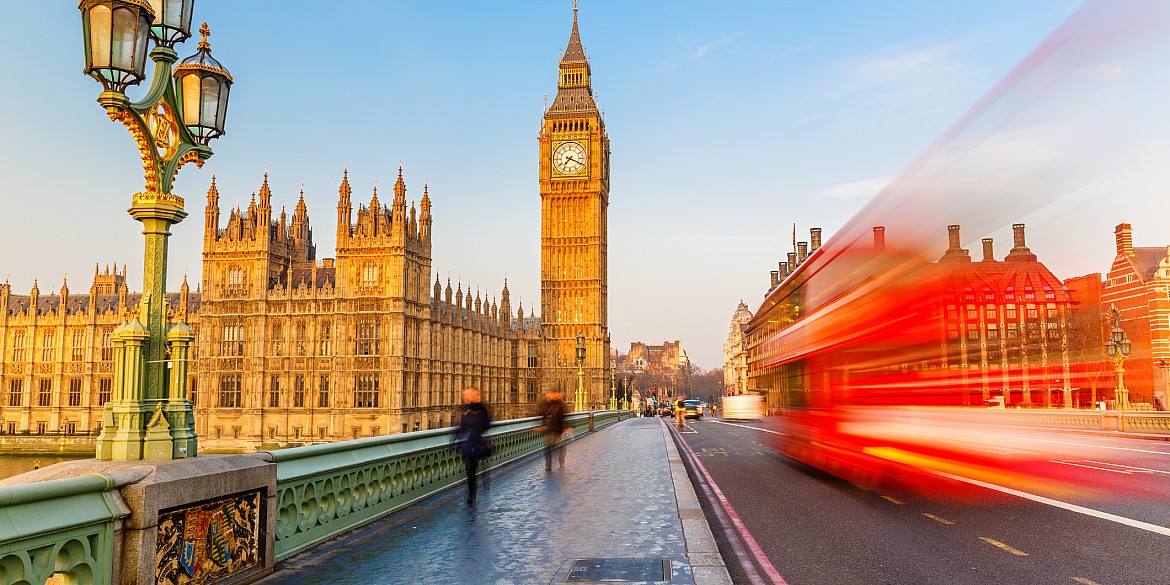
top-left (260, 416), bottom-right (730, 584)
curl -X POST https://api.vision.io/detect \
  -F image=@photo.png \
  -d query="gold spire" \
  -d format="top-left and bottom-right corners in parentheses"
top-left (197, 22), bottom-right (211, 51)
top-left (561, 2), bottom-right (586, 63)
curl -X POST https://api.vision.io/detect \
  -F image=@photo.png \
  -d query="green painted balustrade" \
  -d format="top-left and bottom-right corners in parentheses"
top-left (267, 410), bottom-right (629, 562)
top-left (0, 475), bottom-right (125, 585)
top-left (0, 411), bottom-right (632, 583)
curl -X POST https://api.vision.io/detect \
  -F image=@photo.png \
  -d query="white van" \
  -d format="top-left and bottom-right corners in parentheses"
top-left (722, 395), bottom-right (763, 420)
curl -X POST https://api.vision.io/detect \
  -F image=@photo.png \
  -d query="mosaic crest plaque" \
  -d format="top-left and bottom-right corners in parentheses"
top-left (155, 489), bottom-right (262, 584)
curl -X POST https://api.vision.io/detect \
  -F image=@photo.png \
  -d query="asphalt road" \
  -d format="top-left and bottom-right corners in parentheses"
top-left (672, 415), bottom-right (1170, 585)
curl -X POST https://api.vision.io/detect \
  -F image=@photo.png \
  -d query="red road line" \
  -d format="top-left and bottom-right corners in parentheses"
top-left (669, 423), bottom-right (789, 585)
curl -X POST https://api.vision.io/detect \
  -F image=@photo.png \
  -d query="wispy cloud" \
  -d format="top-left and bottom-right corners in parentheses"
top-left (817, 176), bottom-right (893, 200)
top-left (693, 34), bottom-right (737, 60)
top-left (850, 38), bottom-right (984, 101)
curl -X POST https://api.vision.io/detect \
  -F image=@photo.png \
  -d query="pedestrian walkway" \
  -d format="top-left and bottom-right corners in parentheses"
top-left (259, 416), bottom-right (731, 584)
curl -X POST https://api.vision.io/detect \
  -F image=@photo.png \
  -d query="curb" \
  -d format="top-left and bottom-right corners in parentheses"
top-left (660, 419), bottom-right (734, 585)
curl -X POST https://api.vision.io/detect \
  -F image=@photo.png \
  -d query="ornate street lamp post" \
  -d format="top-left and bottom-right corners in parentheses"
top-left (79, 0), bottom-right (232, 460)
top-left (1105, 320), bottom-right (1132, 411)
top-left (575, 332), bottom-right (586, 411)
top-left (1159, 360), bottom-right (1169, 411)
top-left (609, 362), bottom-right (618, 411)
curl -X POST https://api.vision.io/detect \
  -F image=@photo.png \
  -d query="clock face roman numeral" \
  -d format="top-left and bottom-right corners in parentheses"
top-left (553, 141), bottom-right (587, 176)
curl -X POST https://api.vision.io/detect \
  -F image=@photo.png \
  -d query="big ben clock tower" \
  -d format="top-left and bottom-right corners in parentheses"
top-left (540, 4), bottom-right (611, 408)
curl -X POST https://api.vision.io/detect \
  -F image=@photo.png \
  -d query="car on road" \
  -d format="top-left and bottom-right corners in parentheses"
top-left (682, 399), bottom-right (703, 419)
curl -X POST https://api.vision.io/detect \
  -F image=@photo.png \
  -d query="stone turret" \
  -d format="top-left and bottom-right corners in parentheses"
top-left (420, 183), bottom-right (432, 242)
top-left (337, 168), bottom-right (353, 244)
top-left (500, 279), bottom-right (512, 320)
top-left (205, 176), bottom-right (220, 243)
top-left (392, 166), bottom-right (407, 229)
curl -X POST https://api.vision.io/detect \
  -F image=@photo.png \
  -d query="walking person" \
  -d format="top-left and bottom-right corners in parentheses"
top-left (456, 386), bottom-right (491, 504)
top-left (537, 389), bottom-right (567, 471)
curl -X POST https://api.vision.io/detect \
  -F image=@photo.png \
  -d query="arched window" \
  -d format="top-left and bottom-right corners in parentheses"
top-left (320, 322), bottom-right (332, 356)
top-left (221, 322), bottom-right (244, 356)
top-left (296, 322), bottom-right (307, 356)
top-left (356, 319), bottom-right (380, 355)
top-left (272, 322), bottom-right (282, 356)
top-left (362, 263), bottom-right (379, 288)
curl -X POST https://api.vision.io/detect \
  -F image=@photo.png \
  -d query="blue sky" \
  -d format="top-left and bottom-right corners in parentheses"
top-left (0, 0), bottom-right (1134, 368)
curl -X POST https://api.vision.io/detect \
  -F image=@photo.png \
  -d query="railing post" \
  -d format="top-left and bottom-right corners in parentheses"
top-left (589, 412), bottom-right (595, 432)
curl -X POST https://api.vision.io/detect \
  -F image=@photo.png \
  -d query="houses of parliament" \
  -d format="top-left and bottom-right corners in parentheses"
top-left (0, 8), bottom-right (611, 452)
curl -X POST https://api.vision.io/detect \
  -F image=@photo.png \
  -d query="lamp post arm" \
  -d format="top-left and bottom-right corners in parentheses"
top-left (131, 47), bottom-right (179, 113)
top-left (97, 46), bottom-right (212, 198)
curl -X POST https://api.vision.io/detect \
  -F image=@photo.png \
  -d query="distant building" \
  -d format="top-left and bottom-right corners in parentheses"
top-left (619, 341), bottom-right (689, 399)
top-left (745, 223), bottom-right (1076, 410)
top-left (626, 341), bottom-right (686, 376)
top-left (934, 224), bottom-right (1073, 407)
top-left (1090, 223), bottom-right (1170, 409)
top-left (723, 301), bottom-right (752, 395)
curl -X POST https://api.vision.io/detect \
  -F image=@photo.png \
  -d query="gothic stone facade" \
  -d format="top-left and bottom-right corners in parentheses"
top-left (188, 169), bottom-right (544, 451)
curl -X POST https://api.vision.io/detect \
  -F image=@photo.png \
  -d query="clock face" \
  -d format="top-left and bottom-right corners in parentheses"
top-left (552, 141), bottom-right (587, 175)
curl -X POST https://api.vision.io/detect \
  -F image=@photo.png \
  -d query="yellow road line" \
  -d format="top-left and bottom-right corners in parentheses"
top-left (1071, 577), bottom-right (1101, 585)
top-left (922, 513), bottom-right (955, 525)
top-left (881, 495), bottom-right (904, 504)
top-left (979, 536), bottom-right (1028, 556)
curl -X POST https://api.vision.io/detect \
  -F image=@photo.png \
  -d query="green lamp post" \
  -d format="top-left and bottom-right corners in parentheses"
top-left (1105, 319), bottom-right (1132, 411)
top-left (80, 0), bottom-right (232, 460)
top-left (575, 332), bottom-right (586, 412)
top-left (609, 363), bottom-right (618, 411)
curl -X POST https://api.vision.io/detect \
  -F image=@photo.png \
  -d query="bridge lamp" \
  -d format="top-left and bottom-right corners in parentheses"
top-left (79, 0), bottom-right (231, 461)
top-left (80, 0), bottom-right (155, 92)
top-left (147, 0), bottom-right (196, 46)
top-left (174, 23), bottom-right (233, 143)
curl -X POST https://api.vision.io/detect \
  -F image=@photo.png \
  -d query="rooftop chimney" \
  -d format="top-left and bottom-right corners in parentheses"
top-left (770, 271), bottom-right (779, 287)
top-left (797, 242), bottom-right (809, 264)
top-left (787, 251), bottom-right (797, 269)
top-left (941, 225), bottom-right (971, 262)
top-left (1115, 223), bottom-right (1133, 257)
top-left (810, 228), bottom-right (823, 252)
top-left (981, 238), bottom-right (995, 262)
top-left (873, 226), bottom-right (886, 250)
top-left (779, 261), bottom-right (789, 278)
top-left (1004, 223), bottom-right (1037, 262)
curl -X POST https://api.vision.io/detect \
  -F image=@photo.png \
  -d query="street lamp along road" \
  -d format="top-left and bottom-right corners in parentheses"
top-left (575, 332), bottom-right (586, 412)
top-left (1105, 318), bottom-right (1132, 411)
top-left (80, 0), bottom-right (232, 461)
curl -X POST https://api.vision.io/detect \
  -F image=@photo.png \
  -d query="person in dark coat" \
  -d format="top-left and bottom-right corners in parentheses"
top-left (536, 389), bottom-right (567, 471)
top-left (456, 386), bottom-right (492, 504)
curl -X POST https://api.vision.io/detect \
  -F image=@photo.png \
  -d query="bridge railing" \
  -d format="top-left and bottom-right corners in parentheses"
top-left (266, 410), bottom-right (629, 562)
top-left (949, 407), bottom-right (1170, 434)
top-left (0, 473), bottom-right (137, 585)
top-left (0, 411), bottom-right (631, 584)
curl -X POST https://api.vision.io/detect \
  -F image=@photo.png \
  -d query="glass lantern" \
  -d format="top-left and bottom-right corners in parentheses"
top-left (173, 23), bottom-right (232, 144)
top-left (147, 0), bottom-right (195, 46)
top-left (80, 0), bottom-right (155, 91)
